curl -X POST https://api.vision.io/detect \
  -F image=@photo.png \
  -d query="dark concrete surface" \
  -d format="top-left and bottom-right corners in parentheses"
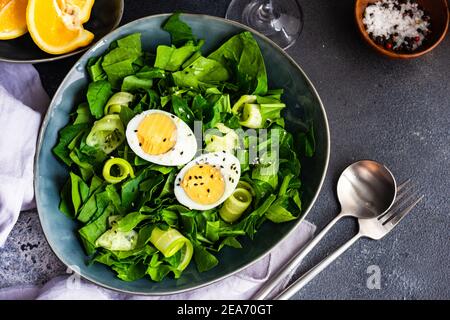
top-left (1, 0), bottom-right (448, 299)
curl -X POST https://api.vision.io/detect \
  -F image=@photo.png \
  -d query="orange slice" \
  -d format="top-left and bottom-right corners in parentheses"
top-left (26, 0), bottom-right (94, 55)
top-left (66, 0), bottom-right (95, 23)
top-left (0, 0), bottom-right (28, 40)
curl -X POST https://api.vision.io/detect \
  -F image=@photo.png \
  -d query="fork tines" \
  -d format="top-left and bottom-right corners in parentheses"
top-left (378, 179), bottom-right (424, 227)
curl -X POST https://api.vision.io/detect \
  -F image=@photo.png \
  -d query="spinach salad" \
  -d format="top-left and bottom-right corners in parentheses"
top-left (53, 13), bottom-right (314, 282)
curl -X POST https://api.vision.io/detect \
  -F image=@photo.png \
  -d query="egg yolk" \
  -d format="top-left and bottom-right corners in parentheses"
top-left (136, 114), bottom-right (177, 155)
top-left (181, 165), bottom-right (225, 205)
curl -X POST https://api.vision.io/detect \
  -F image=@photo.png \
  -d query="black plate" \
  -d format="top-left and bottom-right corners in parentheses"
top-left (0, 0), bottom-right (124, 63)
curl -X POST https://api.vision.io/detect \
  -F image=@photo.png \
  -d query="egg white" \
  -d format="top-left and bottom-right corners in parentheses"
top-left (174, 152), bottom-right (241, 210)
top-left (126, 110), bottom-right (197, 166)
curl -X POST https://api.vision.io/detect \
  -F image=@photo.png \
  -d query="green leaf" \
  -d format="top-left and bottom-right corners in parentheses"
top-left (194, 245), bottom-right (218, 272)
top-left (58, 179), bottom-right (73, 218)
top-left (171, 95), bottom-right (195, 125)
top-left (136, 66), bottom-right (166, 79)
top-left (79, 203), bottom-right (114, 255)
top-left (73, 103), bottom-right (93, 125)
top-left (116, 211), bottom-right (151, 232)
top-left (87, 56), bottom-right (106, 82)
top-left (266, 195), bottom-right (300, 223)
top-left (172, 56), bottom-right (229, 90)
top-left (118, 105), bottom-right (136, 126)
top-left (154, 43), bottom-right (200, 72)
top-left (86, 80), bottom-right (113, 119)
top-left (208, 32), bottom-right (268, 95)
top-left (101, 33), bottom-right (143, 87)
top-left (121, 75), bottom-right (153, 92)
top-left (53, 123), bottom-right (89, 166)
top-left (69, 172), bottom-right (89, 215)
top-left (235, 194), bottom-right (277, 238)
top-left (114, 262), bottom-right (147, 282)
top-left (218, 237), bottom-right (242, 251)
top-left (162, 12), bottom-right (196, 47)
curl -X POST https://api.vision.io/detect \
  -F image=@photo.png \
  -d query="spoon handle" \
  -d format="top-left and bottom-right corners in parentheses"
top-left (274, 232), bottom-right (363, 300)
top-left (252, 213), bottom-right (346, 300)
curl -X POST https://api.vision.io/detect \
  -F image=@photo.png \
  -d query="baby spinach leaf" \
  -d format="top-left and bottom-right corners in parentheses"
top-left (53, 123), bottom-right (89, 166)
top-left (154, 42), bottom-right (200, 72)
top-left (171, 95), bottom-right (195, 125)
top-left (86, 80), bottom-right (113, 119)
top-left (172, 56), bottom-right (229, 89)
top-left (208, 32), bottom-right (268, 95)
top-left (162, 12), bottom-right (196, 47)
top-left (194, 245), bottom-right (219, 272)
top-left (73, 103), bottom-right (93, 125)
top-left (58, 179), bottom-right (73, 218)
top-left (87, 56), bottom-right (106, 82)
top-left (113, 262), bottom-right (148, 282)
top-left (79, 203), bottom-right (114, 255)
top-left (102, 34), bottom-right (143, 87)
top-left (121, 75), bottom-right (153, 92)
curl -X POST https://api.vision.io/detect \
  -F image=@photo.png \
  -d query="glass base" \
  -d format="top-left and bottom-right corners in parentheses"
top-left (226, 0), bottom-right (303, 50)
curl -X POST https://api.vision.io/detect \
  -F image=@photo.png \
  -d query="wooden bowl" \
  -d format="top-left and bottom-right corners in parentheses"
top-left (355, 0), bottom-right (449, 59)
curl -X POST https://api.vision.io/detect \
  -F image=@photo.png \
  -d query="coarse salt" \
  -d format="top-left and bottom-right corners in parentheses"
top-left (363, 0), bottom-right (431, 51)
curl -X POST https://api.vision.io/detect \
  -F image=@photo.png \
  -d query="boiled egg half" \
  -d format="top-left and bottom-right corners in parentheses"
top-left (126, 110), bottom-right (197, 166)
top-left (174, 152), bottom-right (241, 210)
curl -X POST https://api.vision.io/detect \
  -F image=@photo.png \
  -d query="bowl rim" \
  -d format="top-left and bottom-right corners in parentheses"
top-left (354, 0), bottom-right (450, 59)
top-left (34, 13), bottom-right (331, 295)
top-left (0, 0), bottom-right (124, 64)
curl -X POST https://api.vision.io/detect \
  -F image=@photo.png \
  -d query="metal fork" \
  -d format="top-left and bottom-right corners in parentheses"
top-left (273, 180), bottom-right (424, 300)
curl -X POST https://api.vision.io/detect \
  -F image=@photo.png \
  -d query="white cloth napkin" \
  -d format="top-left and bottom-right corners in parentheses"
top-left (0, 62), bottom-right (316, 300)
top-left (0, 62), bottom-right (49, 246)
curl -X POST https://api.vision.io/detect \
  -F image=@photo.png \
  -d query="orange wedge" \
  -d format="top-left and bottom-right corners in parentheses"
top-left (0, 0), bottom-right (28, 40)
top-left (66, 0), bottom-right (95, 23)
top-left (26, 0), bottom-right (94, 55)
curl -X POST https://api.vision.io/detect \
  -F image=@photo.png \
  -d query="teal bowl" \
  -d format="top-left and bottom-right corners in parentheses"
top-left (35, 14), bottom-right (330, 295)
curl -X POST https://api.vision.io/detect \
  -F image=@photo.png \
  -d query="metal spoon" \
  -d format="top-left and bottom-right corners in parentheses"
top-left (253, 160), bottom-right (397, 300)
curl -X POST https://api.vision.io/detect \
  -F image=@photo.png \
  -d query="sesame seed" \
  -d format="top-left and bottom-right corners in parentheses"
top-left (176, 183), bottom-right (180, 186)
top-left (134, 130), bottom-right (138, 132)
top-left (189, 176), bottom-right (192, 180)
top-left (139, 143), bottom-right (142, 146)
top-left (220, 165), bottom-right (224, 168)
top-left (207, 189), bottom-right (210, 193)
top-left (210, 174), bottom-right (213, 178)
top-left (194, 183), bottom-right (198, 186)
top-left (200, 182), bottom-right (204, 185)
top-left (222, 150), bottom-right (226, 153)
top-left (223, 158), bottom-right (226, 161)
top-left (199, 165), bottom-right (203, 168)
top-left (163, 138), bottom-right (167, 142)
top-left (180, 151), bottom-right (184, 155)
